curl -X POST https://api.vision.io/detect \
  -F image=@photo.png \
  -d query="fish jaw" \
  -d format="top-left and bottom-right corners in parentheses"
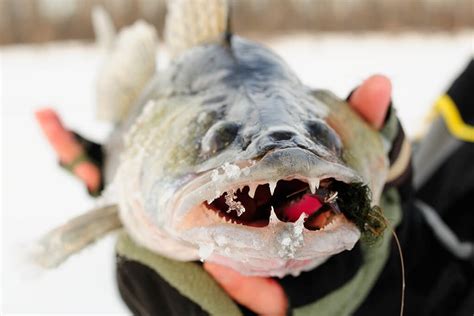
top-left (116, 141), bottom-right (384, 276)
top-left (117, 147), bottom-right (375, 276)
top-left (180, 210), bottom-right (360, 277)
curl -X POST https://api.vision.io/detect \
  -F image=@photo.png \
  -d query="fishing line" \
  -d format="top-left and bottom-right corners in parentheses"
top-left (383, 215), bottom-right (406, 316)
top-left (285, 187), bottom-right (308, 199)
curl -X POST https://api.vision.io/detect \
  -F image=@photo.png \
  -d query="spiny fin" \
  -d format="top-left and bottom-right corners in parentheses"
top-left (164, 0), bottom-right (230, 59)
top-left (92, 6), bottom-right (116, 49)
top-left (31, 205), bottom-right (122, 269)
top-left (96, 19), bottom-right (157, 123)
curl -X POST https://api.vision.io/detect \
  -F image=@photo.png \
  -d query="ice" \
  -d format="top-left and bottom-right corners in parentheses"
top-left (210, 163), bottom-right (241, 184)
top-left (221, 162), bottom-right (241, 180)
top-left (293, 214), bottom-right (306, 236)
top-left (277, 214), bottom-right (306, 258)
top-left (224, 191), bottom-right (246, 216)
top-left (210, 169), bottom-right (220, 181)
top-left (281, 237), bottom-right (291, 246)
top-left (214, 235), bottom-right (228, 246)
top-left (198, 243), bottom-right (214, 261)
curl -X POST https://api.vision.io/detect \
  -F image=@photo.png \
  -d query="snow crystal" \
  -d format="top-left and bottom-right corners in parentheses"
top-left (222, 162), bottom-right (241, 179)
top-left (278, 213), bottom-right (306, 258)
top-left (224, 191), bottom-right (246, 216)
top-left (215, 235), bottom-right (228, 246)
top-left (281, 237), bottom-right (291, 246)
top-left (210, 163), bottom-right (242, 184)
top-left (198, 244), bottom-right (214, 262)
top-left (293, 214), bottom-right (306, 236)
top-left (210, 169), bottom-right (220, 181)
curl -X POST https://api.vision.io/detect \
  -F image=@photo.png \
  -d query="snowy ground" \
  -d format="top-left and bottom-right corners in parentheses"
top-left (2, 32), bottom-right (473, 314)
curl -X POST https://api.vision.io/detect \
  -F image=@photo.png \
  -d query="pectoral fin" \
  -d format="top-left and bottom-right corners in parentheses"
top-left (32, 204), bottom-right (122, 268)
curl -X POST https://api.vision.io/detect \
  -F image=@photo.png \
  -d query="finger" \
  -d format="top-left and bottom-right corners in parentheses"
top-left (204, 263), bottom-right (287, 316)
top-left (349, 74), bottom-right (392, 130)
top-left (73, 162), bottom-right (102, 193)
top-left (35, 108), bottom-right (101, 193)
top-left (35, 108), bottom-right (83, 163)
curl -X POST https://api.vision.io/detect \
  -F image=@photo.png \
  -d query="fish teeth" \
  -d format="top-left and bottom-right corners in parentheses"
top-left (269, 206), bottom-right (279, 223)
top-left (207, 208), bottom-right (222, 221)
top-left (248, 184), bottom-right (257, 199)
top-left (206, 190), bottom-right (221, 204)
top-left (308, 178), bottom-right (320, 194)
top-left (269, 181), bottom-right (277, 196)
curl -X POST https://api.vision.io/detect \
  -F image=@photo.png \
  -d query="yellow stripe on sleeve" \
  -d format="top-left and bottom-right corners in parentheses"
top-left (435, 94), bottom-right (474, 142)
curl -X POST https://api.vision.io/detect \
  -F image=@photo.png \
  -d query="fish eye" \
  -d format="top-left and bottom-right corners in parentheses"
top-left (201, 121), bottom-right (240, 155)
top-left (305, 119), bottom-right (343, 155)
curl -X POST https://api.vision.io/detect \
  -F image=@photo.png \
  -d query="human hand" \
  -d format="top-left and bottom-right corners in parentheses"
top-left (35, 109), bottom-right (102, 193)
top-left (204, 74), bottom-right (392, 316)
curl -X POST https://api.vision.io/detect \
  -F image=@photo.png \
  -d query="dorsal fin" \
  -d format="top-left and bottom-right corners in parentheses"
top-left (164, 0), bottom-right (230, 59)
top-left (92, 6), bottom-right (116, 49)
top-left (94, 14), bottom-right (158, 123)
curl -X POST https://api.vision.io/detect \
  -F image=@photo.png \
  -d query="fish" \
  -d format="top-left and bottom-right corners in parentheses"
top-left (33, 0), bottom-right (389, 278)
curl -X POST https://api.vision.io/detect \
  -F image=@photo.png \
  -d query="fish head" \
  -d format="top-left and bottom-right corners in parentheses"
top-left (115, 40), bottom-right (389, 277)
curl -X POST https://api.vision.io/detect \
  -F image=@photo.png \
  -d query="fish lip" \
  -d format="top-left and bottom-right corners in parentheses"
top-left (170, 147), bottom-right (362, 226)
top-left (183, 213), bottom-right (360, 264)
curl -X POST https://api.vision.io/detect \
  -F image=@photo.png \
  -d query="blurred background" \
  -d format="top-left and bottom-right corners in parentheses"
top-left (1, 0), bottom-right (473, 314)
top-left (1, 0), bottom-right (474, 44)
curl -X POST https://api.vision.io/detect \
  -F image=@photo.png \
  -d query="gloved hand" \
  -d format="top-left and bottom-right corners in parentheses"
top-left (204, 74), bottom-right (393, 316)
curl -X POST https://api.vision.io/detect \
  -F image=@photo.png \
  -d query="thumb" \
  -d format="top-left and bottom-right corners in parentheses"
top-left (349, 74), bottom-right (392, 130)
top-left (204, 262), bottom-right (288, 316)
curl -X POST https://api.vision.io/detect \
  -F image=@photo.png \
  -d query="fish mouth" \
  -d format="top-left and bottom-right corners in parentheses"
top-left (122, 147), bottom-right (375, 274)
top-left (205, 178), bottom-right (350, 231)
top-left (173, 148), bottom-right (371, 233)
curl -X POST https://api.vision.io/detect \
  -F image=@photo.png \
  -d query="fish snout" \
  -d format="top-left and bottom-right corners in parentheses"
top-left (252, 129), bottom-right (309, 155)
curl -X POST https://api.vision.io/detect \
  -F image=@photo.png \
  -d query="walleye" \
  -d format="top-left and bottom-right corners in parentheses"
top-left (34, 0), bottom-right (389, 277)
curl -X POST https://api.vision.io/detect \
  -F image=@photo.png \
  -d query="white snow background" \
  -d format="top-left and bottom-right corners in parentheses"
top-left (2, 32), bottom-right (473, 314)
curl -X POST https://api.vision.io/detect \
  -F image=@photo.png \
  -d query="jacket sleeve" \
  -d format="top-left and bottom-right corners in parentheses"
top-left (116, 256), bottom-right (211, 316)
top-left (345, 91), bottom-right (413, 200)
top-left (379, 106), bottom-right (413, 200)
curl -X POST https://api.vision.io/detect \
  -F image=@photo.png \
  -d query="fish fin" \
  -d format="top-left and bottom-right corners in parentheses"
top-left (164, 0), bottom-right (230, 59)
top-left (31, 205), bottom-right (122, 269)
top-left (96, 19), bottom-right (157, 123)
top-left (92, 6), bottom-right (116, 49)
